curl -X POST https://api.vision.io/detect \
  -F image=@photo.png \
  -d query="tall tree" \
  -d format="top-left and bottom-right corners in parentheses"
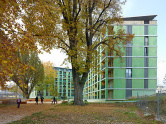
top-left (0, 0), bottom-right (38, 88)
top-left (11, 52), bottom-right (44, 99)
top-left (7, 0), bottom-right (133, 105)
top-left (36, 61), bottom-right (59, 97)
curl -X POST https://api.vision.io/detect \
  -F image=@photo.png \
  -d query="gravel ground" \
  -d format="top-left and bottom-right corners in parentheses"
top-left (0, 102), bottom-right (58, 124)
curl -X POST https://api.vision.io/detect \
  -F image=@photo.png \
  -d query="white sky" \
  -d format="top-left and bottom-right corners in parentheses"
top-left (38, 49), bottom-right (71, 68)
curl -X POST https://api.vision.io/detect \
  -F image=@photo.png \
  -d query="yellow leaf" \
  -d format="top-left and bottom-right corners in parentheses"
top-left (9, 74), bottom-right (14, 77)
top-left (2, 60), bottom-right (7, 64)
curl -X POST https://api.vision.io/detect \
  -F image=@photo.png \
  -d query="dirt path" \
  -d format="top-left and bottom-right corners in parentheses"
top-left (0, 103), bottom-right (56, 124)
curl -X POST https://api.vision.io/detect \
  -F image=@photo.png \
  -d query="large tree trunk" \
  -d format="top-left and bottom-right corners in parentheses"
top-left (72, 68), bottom-right (85, 106)
top-left (23, 88), bottom-right (29, 99)
top-left (73, 80), bottom-right (84, 105)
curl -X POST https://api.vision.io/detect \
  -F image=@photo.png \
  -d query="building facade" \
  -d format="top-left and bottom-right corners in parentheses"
top-left (83, 15), bottom-right (157, 100)
top-left (54, 67), bottom-right (74, 99)
top-left (30, 67), bottom-right (74, 99)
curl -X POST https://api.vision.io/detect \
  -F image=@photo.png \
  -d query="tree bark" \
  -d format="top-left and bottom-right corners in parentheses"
top-left (72, 67), bottom-right (85, 106)
top-left (73, 80), bottom-right (85, 105)
top-left (23, 88), bottom-right (29, 99)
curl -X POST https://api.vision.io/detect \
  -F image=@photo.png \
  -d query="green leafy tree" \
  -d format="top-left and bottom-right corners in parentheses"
top-left (36, 61), bottom-right (59, 98)
top-left (5, 0), bottom-right (133, 105)
top-left (11, 52), bottom-right (44, 99)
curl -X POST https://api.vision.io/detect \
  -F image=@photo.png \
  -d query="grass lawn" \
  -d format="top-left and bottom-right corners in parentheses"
top-left (9, 102), bottom-right (164, 124)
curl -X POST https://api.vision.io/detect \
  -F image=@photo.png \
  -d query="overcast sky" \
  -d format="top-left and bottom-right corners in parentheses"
top-left (39, 0), bottom-right (166, 86)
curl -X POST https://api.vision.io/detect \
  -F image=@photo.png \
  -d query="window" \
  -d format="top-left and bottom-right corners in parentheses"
top-left (144, 58), bottom-right (148, 67)
top-left (144, 25), bottom-right (148, 35)
top-left (144, 79), bottom-right (148, 88)
top-left (126, 25), bottom-right (132, 34)
top-left (144, 47), bottom-right (148, 56)
top-left (126, 69), bottom-right (132, 78)
top-left (144, 36), bottom-right (148, 46)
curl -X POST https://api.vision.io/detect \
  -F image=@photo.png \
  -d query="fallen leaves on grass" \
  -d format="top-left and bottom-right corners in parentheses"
top-left (7, 103), bottom-right (165, 124)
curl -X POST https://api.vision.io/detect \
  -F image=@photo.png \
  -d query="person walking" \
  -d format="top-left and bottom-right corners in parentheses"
top-left (17, 98), bottom-right (21, 108)
top-left (53, 97), bottom-right (56, 104)
top-left (41, 96), bottom-right (44, 104)
top-left (51, 98), bottom-right (53, 105)
top-left (35, 96), bottom-right (38, 105)
top-left (56, 98), bottom-right (57, 104)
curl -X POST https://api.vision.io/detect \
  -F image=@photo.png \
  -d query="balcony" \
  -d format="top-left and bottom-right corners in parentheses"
top-left (102, 75), bottom-right (105, 79)
top-left (108, 74), bottom-right (113, 78)
top-left (101, 85), bottom-right (105, 89)
top-left (101, 95), bottom-right (105, 99)
top-left (101, 65), bottom-right (105, 69)
top-left (102, 54), bottom-right (106, 59)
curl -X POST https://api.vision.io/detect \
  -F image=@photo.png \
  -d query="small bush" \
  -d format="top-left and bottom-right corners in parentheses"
top-left (84, 100), bottom-right (88, 105)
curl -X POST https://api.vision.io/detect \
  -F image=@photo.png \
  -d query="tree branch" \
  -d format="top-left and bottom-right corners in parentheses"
top-left (92, 0), bottom-right (112, 29)
top-left (75, 0), bottom-right (81, 21)
top-left (92, 36), bottom-right (121, 51)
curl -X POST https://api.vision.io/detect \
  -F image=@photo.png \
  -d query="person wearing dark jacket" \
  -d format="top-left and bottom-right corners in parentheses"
top-left (41, 96), bottom-right (44, 104)
top-left (17, 98), bottom-right (21, 108)
top-left (35, 96), bottom-right (38, 105)
top-left (53, 97), bottom-right (56, 104)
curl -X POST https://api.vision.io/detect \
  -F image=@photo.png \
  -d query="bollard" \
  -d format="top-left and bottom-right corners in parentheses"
top-left (137, 92), bottom-right (139, 108)
top-left (140, 96), bottom-right (142, 110)
top-left (157, 91), bottom-right (159, 118)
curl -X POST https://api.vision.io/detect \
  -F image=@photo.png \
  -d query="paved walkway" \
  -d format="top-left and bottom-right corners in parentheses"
top-left (0, 101), bottom-right (61, 124)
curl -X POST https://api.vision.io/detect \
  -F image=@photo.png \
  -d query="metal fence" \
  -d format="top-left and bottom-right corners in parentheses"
top-left (137, 91), bottom-right (166, 119)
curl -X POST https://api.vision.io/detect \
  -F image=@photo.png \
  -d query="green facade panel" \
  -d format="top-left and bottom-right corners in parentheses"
top-left (114, 58), bottom-right (126, 67)
top-left (148, 58), bottom-right (157, 67)
top-left (132, 47), bottom-right (144, 56)
top-left (148, 69), bottom-right (157, 78)
top-left (113, 68), bottom-right (125, 78)
top-left (132, 26), bottom-right (144, 35)
top-left (149, 37), bottom-right (157, 46)
top-left (148, 47), bottom-right (157, 56)
top-left (132, 37), bottom-right (144, 46)
top-left (132, 90), bottom-right (156, 97)
top-left (132, 69), bottom-right (144, 78)
top-left (148, 79), bottom-right (157, 89)
top-left (113, 90), bottom-right (125, 99)
top-left (132, 58), bottom-right (144, 67)
top-left (114, 79), bottom-right (126, 88)
top-left (132, 79), bottom-right (144, 88)
top-left (114, 25), bottom-right (126, 33)
top-left (148, 26), bottom-right (157, 35)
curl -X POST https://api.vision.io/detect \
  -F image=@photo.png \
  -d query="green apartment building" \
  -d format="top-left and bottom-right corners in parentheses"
top-left (83, 15), bottom-right (157, 101)
top-left (54, 67), bottom-right (74, 99)
top-left (30, 67), bottom-right (74, 99)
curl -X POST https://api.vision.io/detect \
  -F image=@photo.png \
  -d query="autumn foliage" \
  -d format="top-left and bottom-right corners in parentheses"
top-left (11, 52), bottom-right (44, 99)
top-left (0, 0), bottom-right (39, 89)
top-left (36, 61), bottom-right (58, 97)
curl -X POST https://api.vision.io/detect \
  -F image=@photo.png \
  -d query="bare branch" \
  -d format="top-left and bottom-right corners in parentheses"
top-left (75, 0), bottom-right (82, 21)
top-left (92, 0), bottom-right (112, 29)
